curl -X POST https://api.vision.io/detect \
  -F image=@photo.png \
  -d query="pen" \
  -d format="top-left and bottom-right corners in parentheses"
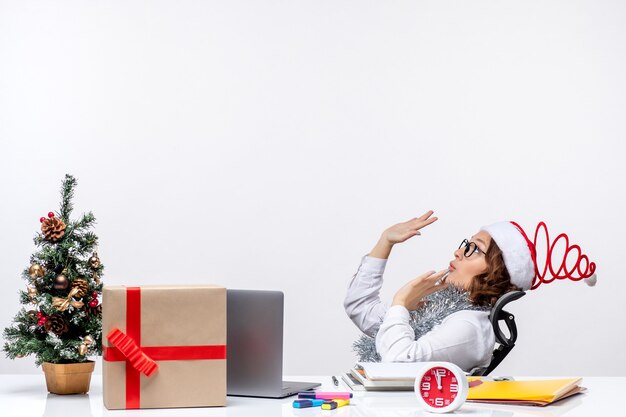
top-left (298, 391), bottom-right (353, 400)
top-left (321, 399), bottom-right (350, 410)
top-left (332, 376), bottom-right (339, 386)
top-left (436, 270), bottom-right (450, 286)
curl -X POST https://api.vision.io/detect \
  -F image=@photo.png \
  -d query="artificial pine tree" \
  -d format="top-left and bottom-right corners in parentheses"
top-left (3, 174), bottom-right (104, 366)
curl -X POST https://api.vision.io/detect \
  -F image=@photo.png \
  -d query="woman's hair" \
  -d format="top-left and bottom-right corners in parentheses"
top-left (469, 240), bottom-right (521, 307)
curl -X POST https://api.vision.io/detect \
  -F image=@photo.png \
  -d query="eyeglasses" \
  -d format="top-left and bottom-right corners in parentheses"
top-left (458, 239), bottom-right (486, 258)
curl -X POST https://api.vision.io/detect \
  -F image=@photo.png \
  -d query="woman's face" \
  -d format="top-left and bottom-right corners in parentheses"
top-left (446, 230), bottom-right (492, 290)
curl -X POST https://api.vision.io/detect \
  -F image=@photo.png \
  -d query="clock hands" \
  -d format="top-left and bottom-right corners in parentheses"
top-left (435, 372), bottom-right (442, 390)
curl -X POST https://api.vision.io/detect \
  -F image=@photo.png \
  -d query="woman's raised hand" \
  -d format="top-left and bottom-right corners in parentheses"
top-left (381, 210), bottom-right (438, 245)
top-left (369, 210), bottom-right (438, 259)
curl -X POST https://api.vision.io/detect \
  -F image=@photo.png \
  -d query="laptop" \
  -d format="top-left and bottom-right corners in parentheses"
top-left (226, 289), bottom-right (321, 398)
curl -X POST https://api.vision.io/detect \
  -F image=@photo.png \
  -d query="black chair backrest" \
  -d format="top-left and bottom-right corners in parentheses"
top-left (469, 290), bottom-right (526, 376)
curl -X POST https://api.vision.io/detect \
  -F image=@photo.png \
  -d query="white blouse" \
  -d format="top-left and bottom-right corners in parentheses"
top-left (344, 255), bottom-right (495, 372)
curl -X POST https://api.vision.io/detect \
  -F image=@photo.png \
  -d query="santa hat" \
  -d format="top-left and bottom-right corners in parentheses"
top-left (479, 221), bottom-right (597, 291)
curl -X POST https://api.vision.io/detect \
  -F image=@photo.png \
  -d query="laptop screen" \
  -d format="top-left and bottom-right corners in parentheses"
top-left (226, 289), bottom-right (284, 396)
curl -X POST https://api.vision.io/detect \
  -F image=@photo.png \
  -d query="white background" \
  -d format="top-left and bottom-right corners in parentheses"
top-left (1, 1), bottom-right (624, 376)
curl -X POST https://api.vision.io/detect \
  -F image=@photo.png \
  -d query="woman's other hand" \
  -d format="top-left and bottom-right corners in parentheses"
top-left (369, 211), bottom-right (438, 259)
top-left (392, 269), bottom-right (449, 310)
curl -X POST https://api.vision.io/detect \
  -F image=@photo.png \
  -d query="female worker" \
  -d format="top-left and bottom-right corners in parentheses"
top-left (344, 210), bottom-right (596, 372)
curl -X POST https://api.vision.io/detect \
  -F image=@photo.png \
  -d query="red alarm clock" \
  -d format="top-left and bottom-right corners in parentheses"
top-left (414, 361), bottom-right (468, 413)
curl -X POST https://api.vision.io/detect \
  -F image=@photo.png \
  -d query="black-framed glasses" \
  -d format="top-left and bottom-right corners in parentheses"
top-left (458, 239), bottom-right (486, 258)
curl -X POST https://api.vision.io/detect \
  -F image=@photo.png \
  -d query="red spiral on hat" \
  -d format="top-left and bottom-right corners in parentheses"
top-left (510, 221), bottom-right (596, 290)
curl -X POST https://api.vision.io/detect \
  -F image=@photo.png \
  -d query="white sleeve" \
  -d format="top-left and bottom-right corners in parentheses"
top-left (344, 255), bottom-right (389, 337)
top-left (375, 306), bottom-right (488, 372)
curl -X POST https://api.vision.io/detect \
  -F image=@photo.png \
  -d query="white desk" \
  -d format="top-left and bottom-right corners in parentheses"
top-left (0, 375), bottom-right (622, 417)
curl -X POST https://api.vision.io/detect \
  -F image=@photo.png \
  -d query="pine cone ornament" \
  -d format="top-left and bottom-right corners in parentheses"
top-left (44, 314), bottom-right (69, 335)
top-left (71, 278), bottom-right (89, 298)
top-left (41, 217), bottom-right (66, 242)
top-left (84, 303), bottom-right (102, 319)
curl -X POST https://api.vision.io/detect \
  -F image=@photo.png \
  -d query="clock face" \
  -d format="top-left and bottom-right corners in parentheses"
top-left (417, 366), bottom-right (461, 409)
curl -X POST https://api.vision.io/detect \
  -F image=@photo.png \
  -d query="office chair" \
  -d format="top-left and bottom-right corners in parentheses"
top-left (469, 290), bottom-right (526, 377)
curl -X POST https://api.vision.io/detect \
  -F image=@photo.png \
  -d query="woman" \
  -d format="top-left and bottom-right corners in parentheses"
top-left (344, 210), bottom-right (596, 372)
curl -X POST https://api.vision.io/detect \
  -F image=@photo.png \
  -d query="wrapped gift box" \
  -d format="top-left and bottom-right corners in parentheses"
top-left (102, 285), bottom-right (226, 409)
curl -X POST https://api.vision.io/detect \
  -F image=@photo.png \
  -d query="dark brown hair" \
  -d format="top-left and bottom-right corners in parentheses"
top-left (469, 239), bottom-right (521, 307)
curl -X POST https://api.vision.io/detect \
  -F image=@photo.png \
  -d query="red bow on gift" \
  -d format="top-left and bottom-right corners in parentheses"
top-left (107, 328), bottom-right (158, 377)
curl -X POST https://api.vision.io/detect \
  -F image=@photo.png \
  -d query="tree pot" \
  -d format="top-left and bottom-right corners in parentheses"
top-left (42, 361), bottom-right (95, 395)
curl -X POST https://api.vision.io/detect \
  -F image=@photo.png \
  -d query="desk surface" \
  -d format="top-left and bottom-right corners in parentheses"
top-left (0, 374), bottom-right (623, 417)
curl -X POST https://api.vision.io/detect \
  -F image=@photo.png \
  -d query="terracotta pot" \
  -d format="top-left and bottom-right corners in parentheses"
top-left (42, 361), bottom-right (95, 395)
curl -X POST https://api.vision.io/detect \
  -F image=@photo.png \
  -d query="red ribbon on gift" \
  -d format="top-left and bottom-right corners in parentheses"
top-left (103, 287), bottom-right (227, 409)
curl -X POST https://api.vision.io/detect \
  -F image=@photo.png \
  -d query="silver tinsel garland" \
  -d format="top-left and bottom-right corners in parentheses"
top-left (352, 285), bottom-right (490, 362)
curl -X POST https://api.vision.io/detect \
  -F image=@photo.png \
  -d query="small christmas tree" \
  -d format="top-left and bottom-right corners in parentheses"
top-left (3, 174), bottom-right (104, 364)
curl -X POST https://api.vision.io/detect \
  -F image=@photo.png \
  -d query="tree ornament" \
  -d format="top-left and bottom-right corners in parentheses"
top-left (44, 315), bottom-right (69, 335)
top-left (91, 291), bottom-right (98, 299)
top-left (15, 354), bottom-right (25, 358)
top-left (37, 316), bottom-right (48, 326)
top-left (41, 216), bottom-right (66, 242)
top-left (88, 252), bottom-right (101, 269)
top-left (71, 278), bottom-right (89, 298)
top-left (88, 299), bottom-right (99, 308)
top-left (28, 263), bottom-right (45, 279)
top-left (27, 287), bottom-right (38, 303)
top-left (53, 273), bottom-right (69, 290)
top-left (79, 335), bottom-right (95, 356)
top-left (48, 212), bottom-right (55, 218)
top-left (27, 310), bottom-right (39, 321)
top-left (84, 303), bottom-right (102, 319)
top-left (39, 217), bottom-right (46, 223)
top-left (92, 271), bottom-right (101, 286)
top-left (51, 287), bottom-right (84, 312)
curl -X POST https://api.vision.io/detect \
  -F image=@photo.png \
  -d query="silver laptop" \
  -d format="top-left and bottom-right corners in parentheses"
top-left (226, 289), bottom-right (321, 398)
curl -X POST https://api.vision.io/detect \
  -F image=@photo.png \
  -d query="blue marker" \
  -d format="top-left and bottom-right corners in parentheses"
top-left (293, 399), bottom-right (326, 408)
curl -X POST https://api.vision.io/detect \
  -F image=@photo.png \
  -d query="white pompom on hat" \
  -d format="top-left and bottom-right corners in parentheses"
top-left (480, 221), bottom-right (597, 291)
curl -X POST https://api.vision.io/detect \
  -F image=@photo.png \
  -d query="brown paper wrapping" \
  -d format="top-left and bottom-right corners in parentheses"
top-left (102, 285), bottom-right (227, 409)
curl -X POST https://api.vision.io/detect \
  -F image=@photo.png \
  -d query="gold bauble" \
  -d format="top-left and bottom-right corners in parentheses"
top-left (78, 344), bottom-right (88, 356)
top-left (53, 274), bottom-right (69, 290)
top-left (28, 263), bottom-right (45, 279)
top-left (16, 354), bottom-right (25, 359)
top-left (83, 335), bottom-right (94, 346)
top-left (27, 287), bottom-right (38, 302)
top-left (89, 253), bottom-right (101, 269)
